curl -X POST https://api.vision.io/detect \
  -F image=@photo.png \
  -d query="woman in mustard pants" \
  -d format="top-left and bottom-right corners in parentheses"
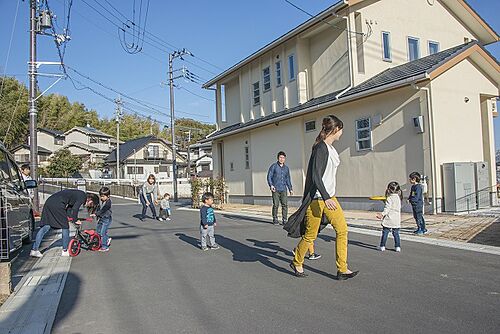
top-left (284, 115), bottom-right (358, 280)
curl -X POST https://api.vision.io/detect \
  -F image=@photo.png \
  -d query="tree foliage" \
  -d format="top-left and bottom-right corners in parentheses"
top-left (0, 77), bottom-right (215, 150)
top-left (46, 149), bottom-right (83, 177)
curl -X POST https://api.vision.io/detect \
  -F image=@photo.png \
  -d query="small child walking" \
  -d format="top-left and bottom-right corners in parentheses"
top-left (200, 192), bottom-right (219, 251)
top-left (159, 193), bottom-right (171, 221)
top-left (95, 187), bottom-right (112, 252)
top-left (408, 171), bottom-right (427, 235)
top-left (376, 182), bottom-right (402, 252)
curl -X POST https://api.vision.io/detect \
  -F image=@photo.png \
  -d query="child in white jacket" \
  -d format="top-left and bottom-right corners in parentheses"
top-left (376, 182), bottom-right (402, 252)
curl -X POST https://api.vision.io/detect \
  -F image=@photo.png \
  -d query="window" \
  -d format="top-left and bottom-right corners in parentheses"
top-left (244, 146), bottom-right (250, 169)
top-left (428, 41), bottom-right (439, 55)
top-left (275, 61), bottom-right (282, 86)
top-left (90, 137), bottom-right (98, 144)
top-left (0, 152), bottom-right (11, 180)
top-left (382, 32), bottom-right (391, 61)
top-left (221, 85), bottom-right (226, 122)
top-left (39, 155), bottom-right (48, 162)
top-left (6, 156), bottom-right (22, 189)
top-left (54, 138), bottom-right (63, 146)
top-left (230, 162), bottom-right (234, 171)
top-left (305, 120), bottom-right (316, 132)
top-left (154, 166), bottom-right (169, 173)
top-left (127, 166), bottom-right (144, 175)
top-left (146, 145), bottom-right (160, 159)
top-left (253, 82), bottom-right (260, 105)
top-left (355, 118), bottom-right (372, 151)
top-left (288, 54), bottom-right (295, 81)
top-left (262, 67), bottom-right (271, 91)
top-left (408, 37), bottom-right (420, 61)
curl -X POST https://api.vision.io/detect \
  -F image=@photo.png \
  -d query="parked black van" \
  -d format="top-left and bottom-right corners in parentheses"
top-left (0, 141), bottom-right (37, 259)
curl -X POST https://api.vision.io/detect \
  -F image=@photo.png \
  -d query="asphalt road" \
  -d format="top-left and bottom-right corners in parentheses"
top-left (52, 198), bottom-right (500, 334)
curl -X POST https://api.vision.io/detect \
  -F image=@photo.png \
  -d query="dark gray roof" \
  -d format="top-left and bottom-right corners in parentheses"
top-left (69, 126), bottom-right (112, 138)
top-left (38, 128), bottom-right (65, 138)
top-left (63, 142), bottom-right (110, 153)
top-left (207, 42), bottom-right (484, 140)
top-left (11, 144), bottom-right (52, 155)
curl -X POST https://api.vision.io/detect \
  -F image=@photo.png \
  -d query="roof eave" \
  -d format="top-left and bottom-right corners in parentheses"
top-left (203, 73), bottom-right (428, 142)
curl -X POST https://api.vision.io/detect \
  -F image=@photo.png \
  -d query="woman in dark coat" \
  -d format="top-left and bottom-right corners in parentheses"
top-left (30, 189), bottom-right (99, 257)
top-left (284, 115), bottom-right (358, 279)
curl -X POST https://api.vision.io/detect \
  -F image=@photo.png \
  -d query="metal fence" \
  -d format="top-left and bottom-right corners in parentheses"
top-left (450, 185), bottom-right (500, 213)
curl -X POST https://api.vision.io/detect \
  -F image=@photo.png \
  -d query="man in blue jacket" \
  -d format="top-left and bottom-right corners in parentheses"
top-left (267, 151), bottom-right (293, 225)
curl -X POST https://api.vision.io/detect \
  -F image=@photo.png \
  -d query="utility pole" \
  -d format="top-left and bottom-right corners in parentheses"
top-left (115, 97), bottom-right (123, 182)
top-left (168, 49), bottom-right (192, 202)
top-left (186, 130), bottom-right (191, 179)
top-left (29, 0), bottom-right (39, 210)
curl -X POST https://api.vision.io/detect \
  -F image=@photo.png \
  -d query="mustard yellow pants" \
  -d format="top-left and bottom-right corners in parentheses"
top-left (293, 197), bottom-right (348, 272)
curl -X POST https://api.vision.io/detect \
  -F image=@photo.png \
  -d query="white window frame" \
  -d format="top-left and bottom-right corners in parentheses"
top-left (428, 40), bottom-right (440, 55)
top-left (275, 61), bottom-right (282, 87)
top-left (288, 54), bottom-right (296, 81)
top-left (381, 31), bottom-right (392, 62)
top-left (252, 81), bottom-right (260, 105)
top-left (262, 67), bottom-right (271, 92)
top-left (304, 120), bottom-right (316, 132)
top-left (407, 36), bottom-right (420, 61)
top-left (355, 117), bottom-right (372, 151)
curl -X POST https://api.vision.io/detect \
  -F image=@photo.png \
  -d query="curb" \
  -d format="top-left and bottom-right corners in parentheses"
top-left (178, 207), bottom-right (500, 256)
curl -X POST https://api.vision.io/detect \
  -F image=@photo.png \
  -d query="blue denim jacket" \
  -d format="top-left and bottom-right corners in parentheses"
top-left (267, 162), bottom-right (292, 193)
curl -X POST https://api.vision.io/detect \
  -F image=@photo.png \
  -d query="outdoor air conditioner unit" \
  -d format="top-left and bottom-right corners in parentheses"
top-left (442, 162), bottom-right (476, 212)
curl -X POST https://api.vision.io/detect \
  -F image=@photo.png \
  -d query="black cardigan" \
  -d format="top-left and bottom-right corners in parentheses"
top-left (283, 141), bottom-right (331, 238)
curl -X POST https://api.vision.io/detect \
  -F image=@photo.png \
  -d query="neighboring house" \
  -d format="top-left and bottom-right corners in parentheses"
top-left (202, 0), bottom-right (499, 212)
top-left (64, 125), bottom-right (114, 164)
top-left (11, 144), bottom-right (52, 167)
top-left (37, 128), bottom-right (65, 153)
top-left (105, 135), bottom-right (188, 180)
top-left (189, 142), bottom-right (213, 176)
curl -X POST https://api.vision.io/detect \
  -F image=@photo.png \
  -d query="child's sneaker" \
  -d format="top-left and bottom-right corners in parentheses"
top-left (210, 244), bottom-right (220, 250)
top-left (107, 237), bottom-right (112, 247)
top-left (166, 217), bottom-right (171, 221)
top-left (379, 246), bottom-right (386, 252)
top-left (30, 250), bottom-right (43, 258)
top-left (61, 250), bottom-right (70, 257)
top-left (201, 246), bottom-right (209, 251)
top-left (308, 253), bottom-right (322, 260)
top-left (395, 247), bottom-right (401, 252)
top-left (158, 217), bottom-right (164, 222)
top-left (99, 248), bottom-right (109, 252)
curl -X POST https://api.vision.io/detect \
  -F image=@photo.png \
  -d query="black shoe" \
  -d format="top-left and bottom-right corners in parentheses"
top-left (289, 262), bottom-right (308, 277)
top-left (336, 270), bottom-right (359, 280)
top-left (273, 221), bottom-right (279, 226)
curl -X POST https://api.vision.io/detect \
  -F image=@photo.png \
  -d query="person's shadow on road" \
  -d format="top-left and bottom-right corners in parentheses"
top-left (318, 234), bottom-right (379, 251)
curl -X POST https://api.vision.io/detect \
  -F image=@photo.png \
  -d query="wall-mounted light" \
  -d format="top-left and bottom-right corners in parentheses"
top-left (275, 122), bottom-right (279, 126)
top-left (464, 97), bottom-right (470, 103)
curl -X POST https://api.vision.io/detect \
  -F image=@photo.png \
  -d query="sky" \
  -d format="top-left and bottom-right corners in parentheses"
top-left (0, 0), bottom-right (499, 145)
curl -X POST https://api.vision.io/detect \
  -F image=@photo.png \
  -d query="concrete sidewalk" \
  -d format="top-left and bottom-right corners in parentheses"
top-left (215, 203), bottom-right (499, 243)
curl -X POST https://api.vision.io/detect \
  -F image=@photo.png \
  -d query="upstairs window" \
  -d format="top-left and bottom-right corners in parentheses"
top-left (305, 120), bottom-right (316, 132)
top-left (288, 54), bottom-right (296, 81)
top-left (275, 61), bottom-right (282, 86)
top-left (355, 117), bottom-right (372, 151)
top-left (428, 41), bottom-right (439, 55)
top-left (253, 82), bottom-right (260, 105)
top-left (382, 31), bottom-right (391, 61)
top-left (54, 138), bottom-right (64, 146)
top-left (408, 37), bottom-right (420, 61)
top-left (263, 67), bottom-right (271, 91)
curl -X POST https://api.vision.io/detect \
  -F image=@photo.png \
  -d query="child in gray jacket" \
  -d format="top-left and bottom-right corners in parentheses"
top-left (159, 193), bottom-right (171, 221)
top-left (376, 182), bottom-right (402, 252)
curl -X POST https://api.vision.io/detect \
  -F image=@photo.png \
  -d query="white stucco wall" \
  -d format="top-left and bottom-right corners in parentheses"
top-left (348, 0), bottom-right (477, 85)
top-left (430, 58), bottom-right (499, 196)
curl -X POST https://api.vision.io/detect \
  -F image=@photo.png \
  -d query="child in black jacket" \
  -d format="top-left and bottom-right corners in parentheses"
top-left (408, 172), bottom-right (426, 235)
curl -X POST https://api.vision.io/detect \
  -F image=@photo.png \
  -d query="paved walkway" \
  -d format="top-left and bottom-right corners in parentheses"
top-left (220, 203), bottom-right (499, 243)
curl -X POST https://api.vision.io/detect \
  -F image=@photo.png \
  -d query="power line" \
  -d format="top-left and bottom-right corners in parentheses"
top-left (0, 0), bottom-right (21, 98)
top-left (178, 86), bottom-right (215, 102)
top-left (283, 0), bottom-right (365, 36)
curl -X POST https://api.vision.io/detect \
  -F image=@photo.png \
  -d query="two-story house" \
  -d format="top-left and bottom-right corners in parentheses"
top-left (105, 135), bottom-right (188, 181)
top-left (11, 128), bottom-right (66, 166)
top-left (203, 0), bottom-right (499, 212)
top-left (188, 142), bottom-right (213, 178)
top-left (63, 125), bottom-right (114, 164)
